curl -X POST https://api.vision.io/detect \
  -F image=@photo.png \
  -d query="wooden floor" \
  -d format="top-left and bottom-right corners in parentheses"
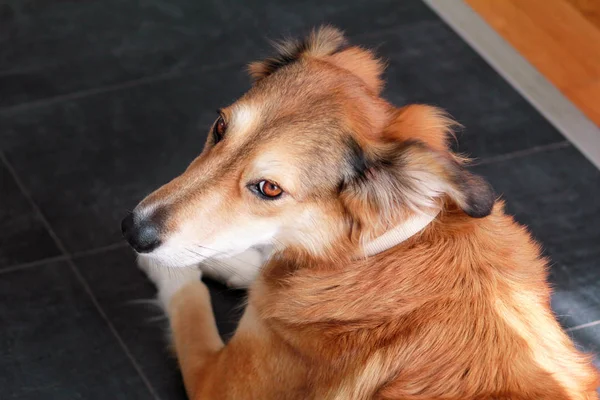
top-left (466, 0), bottom-right (600, 126)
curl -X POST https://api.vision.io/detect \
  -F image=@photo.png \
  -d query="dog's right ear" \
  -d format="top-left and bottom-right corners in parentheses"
top-left (340, 105), bottom-right (495, 241)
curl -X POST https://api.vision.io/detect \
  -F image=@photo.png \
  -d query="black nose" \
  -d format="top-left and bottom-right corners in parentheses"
top-left (121, 212), bottom-right (161, 253)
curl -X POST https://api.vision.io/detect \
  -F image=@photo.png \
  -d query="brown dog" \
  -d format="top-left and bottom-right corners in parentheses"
top-left (122, 26), bottom-right (599, 399)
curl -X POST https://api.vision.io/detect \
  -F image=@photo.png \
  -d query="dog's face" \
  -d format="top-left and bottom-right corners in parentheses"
top-left (122, 27), bottom-right (494, 268)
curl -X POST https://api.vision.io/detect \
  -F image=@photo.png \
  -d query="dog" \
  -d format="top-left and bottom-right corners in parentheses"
top-left (121, 26), bottom-right (599, 399)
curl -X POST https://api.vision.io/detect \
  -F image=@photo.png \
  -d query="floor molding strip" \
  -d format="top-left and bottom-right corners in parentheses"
top-left (423, 0), bottom-right (600, 170)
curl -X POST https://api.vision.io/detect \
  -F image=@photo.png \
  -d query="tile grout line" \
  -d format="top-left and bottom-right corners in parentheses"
top-left (0, 242), bottom-right (130, 275)
top-left (71, 241), bottom-right (130, 258)
top-left (0, 72), bottom-right (178, 115)
top-left (567, 320), bottom-right (600, 333)
top-left (0, 59), bottom-right (243, 115)
top-left (0, 255), bottom-right (70, 275)
top-left (0, 24), bottom-right (395, 115)
top-left (0, 24), bottom-right (397, 115)
top-left (473, 140), bottom-right (571, 166)
top-left (0, 150), bottom-right (162, 400)
top-left (0, 23), bottom-right (433, 116)
top-left (68, 264), bottom-right (163, 400)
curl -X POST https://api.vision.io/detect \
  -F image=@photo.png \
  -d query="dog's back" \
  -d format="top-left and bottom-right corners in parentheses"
top-left (251, 203), bottom-right (598, 399)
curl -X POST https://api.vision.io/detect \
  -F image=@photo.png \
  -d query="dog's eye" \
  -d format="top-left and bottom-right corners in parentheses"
top-left (256, 180), bottom-right (283, 199)
top-left (213, 114), bottom-right (227, 143)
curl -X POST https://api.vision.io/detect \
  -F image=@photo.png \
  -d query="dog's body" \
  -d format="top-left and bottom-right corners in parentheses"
top-left (123, 27), bottom-right (599, 399)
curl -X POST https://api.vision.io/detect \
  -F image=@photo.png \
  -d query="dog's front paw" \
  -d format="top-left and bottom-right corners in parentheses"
top-left (137, 257), bottom-right (202, 311)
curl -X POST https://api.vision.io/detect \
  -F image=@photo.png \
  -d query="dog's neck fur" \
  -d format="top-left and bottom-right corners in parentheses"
top-left (361, 211), bottom-right (439, 257)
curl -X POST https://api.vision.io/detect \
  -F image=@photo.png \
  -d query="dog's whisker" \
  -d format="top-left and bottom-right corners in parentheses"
top-left (126, 298), bottom-right (162, 307)
top-left (204, 259), bottom-right (248, 281)
top-left (192, 244), bottom-right (264, 269)
top-left (195, 253), bottom-right (251, 279)
top-left (145, 315), bottom-right (169, 323)
top-left (183, 247), bottom-right (253, 282)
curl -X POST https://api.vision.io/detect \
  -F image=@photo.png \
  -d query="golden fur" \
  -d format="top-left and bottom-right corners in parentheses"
top-left (132, 26), bottom-right (599, 399)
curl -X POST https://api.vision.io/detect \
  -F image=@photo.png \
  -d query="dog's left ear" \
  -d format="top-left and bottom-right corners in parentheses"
top-left (341, 105), bottom-right (495, 235)
top-left (248, 26), bottom-right (348, 82)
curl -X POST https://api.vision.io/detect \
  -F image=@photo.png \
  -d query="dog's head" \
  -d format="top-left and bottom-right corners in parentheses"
top-left (122, 26), bottom-right (494, 267)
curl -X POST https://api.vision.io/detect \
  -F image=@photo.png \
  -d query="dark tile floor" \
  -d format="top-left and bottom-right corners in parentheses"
top-left (0, 0), bottom-right (598, 398)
